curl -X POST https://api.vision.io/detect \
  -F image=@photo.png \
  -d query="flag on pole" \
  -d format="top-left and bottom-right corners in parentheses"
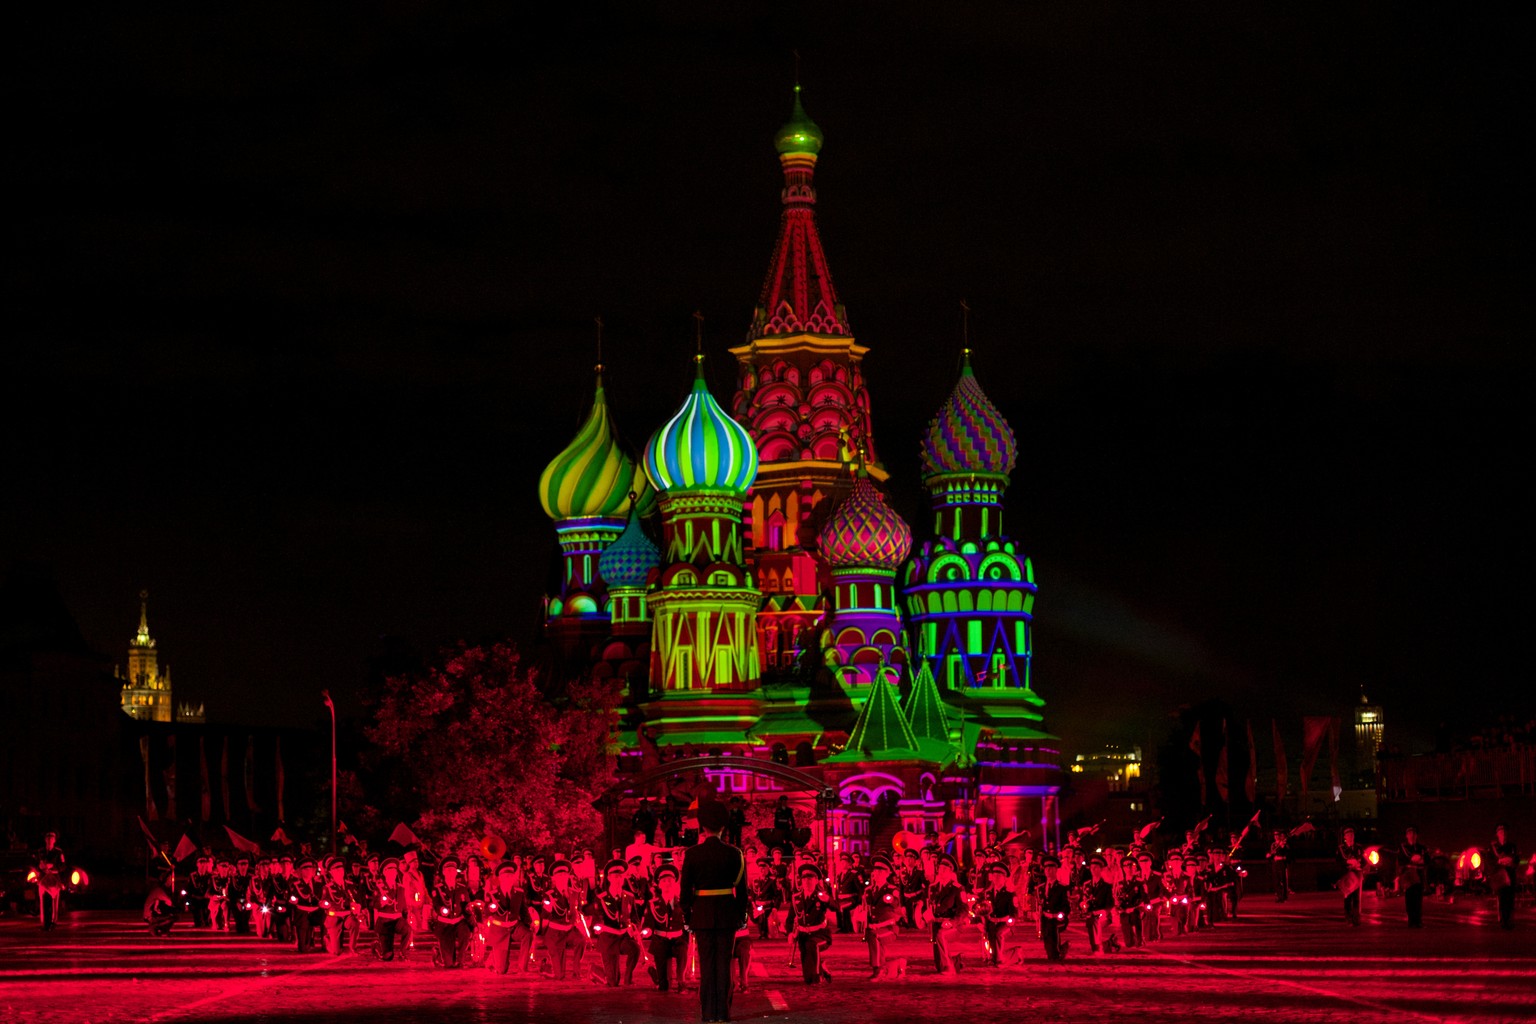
top-left (1272, 719), bottom-right (1288, 805)
top-left (389, 822), bottom-right (422, 849)
top-left (271, 827), bottom-right (293, 846)
top-left (199, 737), bottom-right (212, 822)
top-left (1189, 722), bottom-right (1205, 805)
top-left (1244, 719), bottom-right (1258, 804)
top-left (225, 826), bottom-right (262, 856)
top-left (1215, 719), bottom-right (1230, 803)
top-left (220, 737), bottom-right (231, 819)
top-left (137, 815), bottom-right (159, 852)
top-left (174, 834), bottom-right (198, 862)
top-left (1135, 819), bottom-right (1162, 843)
top-left (140, 735), bottom-right (158, 821)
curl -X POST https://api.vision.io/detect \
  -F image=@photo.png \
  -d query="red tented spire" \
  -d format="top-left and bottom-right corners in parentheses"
top-left (749, 89), bottom-right (849, 339)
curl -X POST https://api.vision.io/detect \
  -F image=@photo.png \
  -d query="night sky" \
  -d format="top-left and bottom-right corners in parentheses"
top-left (8, 4), bottom-right (1528, 751)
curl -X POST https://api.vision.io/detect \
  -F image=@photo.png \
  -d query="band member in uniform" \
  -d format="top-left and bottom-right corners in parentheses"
top-left (836, 853), bottom-right (865, 934)
top-left (588, 859), bottom-right (641, 986)
top-left (144, 869), bottom-right (177, 937)
top-left (290, 858), bottom-right (323, 953)
top-left (680, 801), bottom-right (748, 1024)
top-left (749, 859), bottom-right (781, 939)
top-left (188, 854), bottom-right (214, 928)
top-left (1490, 825), bottom-right (1520, 930)
top-left (1399, 826), bottom-right (1429, 928)
top-left (643, 864), bottom-right (688, 992)
top-left (1114, 854), bottom-right (1145, 948)
top-left (1039, 855), bottom-right (1071, 962)
top-left (1268, 830), bottom-right (1290, 902)
top-left (540, 859), bottom-right (587, 981)
top-left (1084, 854), bottom-right (1119, 954)
top-left (33, 831), bottom-right (67, 931)
top-left (1337, 827), bottom-right (1365, 927)
top-left (484, 861), bottom-right (536, 973)
top-left (321, 858), bottom-right (355, 955)
top-left (430, 855), bottom-right (472, 967)
top-left (231, 857), bottom-right (253, 935)
top-left (1136, 853), bottom-right (1163, 943)
top-left (248, 860), bottom-right (273, 938)
top-left (1206, 849), bottom-right (1234, 924)
top-left (401, 848), bottom-right (429, 949)
top-left (270, 856), bottom-right (295, 942)
top-left (900, 849), bottom-right (927, 928)
top-left (862, 854), bottom-right (902, 978)
top-left (372, 857), bottom-right (407, 961)
top-left (1164, 854), bottom-right (1193, 935)
top-left (979, 861), bottom-right (1016, 967)
top-left (927, 853), bottom-right (964, 974)
top-left (788, 863), bottom-right (834, 985)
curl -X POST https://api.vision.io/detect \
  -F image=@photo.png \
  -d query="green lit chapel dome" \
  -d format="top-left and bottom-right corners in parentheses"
top-left (774, 85), bottom-right (824, 156)
top-left (539, 372), bottom-right (651, 521)
top-left (643, 356), bottom-right (759, 497)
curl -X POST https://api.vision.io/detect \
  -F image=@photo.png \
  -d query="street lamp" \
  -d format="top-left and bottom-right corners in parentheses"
top-left (322, 690), bottom-right (336, 856)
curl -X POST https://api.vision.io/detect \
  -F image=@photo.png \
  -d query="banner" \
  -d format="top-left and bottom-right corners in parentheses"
top-left (1189, 722), bottom-right (1205, 805)
top-left (1215, 719), bottom-right (1230, 803)
top-left (1272, 719), bottom-right (1288, 804)
top-left (1300, 716), bottom-right (1330, 795)
top-left (275, 736), bottom-right (286, 822)
top-left (140, 735), bottom-right (158, 821)
top-left (1328, 716), bottom-right (1342, 801)
top-left (199, 737), bottom-right (211, 822)
top-left (389, 821), bottom-right (422, 848)
top-left (174, 834), bottom-right (198, 862)
top-left (1244, 719), bottom-right (1258, 803)
top-left (244, 735), bottom-right (260, 813)
top-left (220, 737), bottom-right (231, 820)
top-left (164, 735), bottom-right (178, 821)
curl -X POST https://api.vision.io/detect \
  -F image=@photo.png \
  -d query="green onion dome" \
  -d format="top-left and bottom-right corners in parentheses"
top-left (597, 503), bottom-right (659, 590)
top-left (539, 373), bottom-right (650, 520)
top-left (774, 85), bottom-right (824, 156)
top-left (643, 356), bottom-right (759, 496)
top-left (818, 468), bottom-right (913, 571)
top-left (920, 350), bottom-right (1018, 480)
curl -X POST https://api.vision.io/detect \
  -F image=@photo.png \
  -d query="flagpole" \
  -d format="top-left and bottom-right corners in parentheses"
top-left (322, 690), bottom-right (337, 857)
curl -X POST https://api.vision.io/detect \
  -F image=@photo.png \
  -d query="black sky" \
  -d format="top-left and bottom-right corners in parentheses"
top-left (7, 3), bottom-right (1530, 750)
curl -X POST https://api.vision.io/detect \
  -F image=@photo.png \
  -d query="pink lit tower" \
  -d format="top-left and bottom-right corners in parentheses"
top-left (730, 86), bottom-right (885, 677)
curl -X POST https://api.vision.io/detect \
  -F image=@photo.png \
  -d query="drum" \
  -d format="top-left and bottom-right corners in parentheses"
top-left (1338, 870), bottom-right (1362, 896)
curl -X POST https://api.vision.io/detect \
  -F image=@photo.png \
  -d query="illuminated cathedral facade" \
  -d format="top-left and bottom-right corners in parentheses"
top-left (538, 89), bottom-right (1062, 859)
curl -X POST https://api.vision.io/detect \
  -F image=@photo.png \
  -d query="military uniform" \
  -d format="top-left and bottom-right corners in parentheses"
top-left (862, 854), bottom-right (902, 976)
top-left (1084, 855), bottom-right (1118, 954)
top-left (980, 862), bottom-right (1017, 967)
top-left (539, 861), bottom-right (588, 980)
top-left (928, 853), bottom-right (964, 974)
top-left (642, 864), bottom-right (689, 991)
top-left (788, 863), bottom-right (834, 984)
top-left (836, 856), bottom-right (865, 933)
top-left (680, 803), bottom-right (748, 1024)
top-left (1039, 855), bottom-right (1071, 961)
top-left (1337, 834), bottom-right (1365, 926)
top-left (588, 859), bottom-right (641, 986)
top-left (289, 860), bottom-right (323, 953)
top-left (1491, 828), bottom-right (1520, 930)
top-left (430, 857), bottom-right (473, 967)
top-left (372, 859), bottom-right (408, 961)
top-left (321, 861), bottom-right (355, 955)
top-left (1268, 832), bottom-right (1291, 902)
top-left (34, 834), bottom-right (67, 930)
top-left (1399, 829), bottom-right (1429, 928)
top-left (188, 856), bottom-right (214, 928)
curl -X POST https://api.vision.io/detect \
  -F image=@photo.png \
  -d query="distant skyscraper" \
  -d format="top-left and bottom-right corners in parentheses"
top-left (118, 591), bottom-right (202, 723)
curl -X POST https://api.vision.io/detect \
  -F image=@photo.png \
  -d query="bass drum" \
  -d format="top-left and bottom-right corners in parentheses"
top-left (1338, 870), bottom-right (1362, 896)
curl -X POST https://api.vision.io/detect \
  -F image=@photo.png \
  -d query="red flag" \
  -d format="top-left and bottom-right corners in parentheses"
top-left (225, 825), bottom-right (262, 856)
top-left (1189, 722), bottom-right (1205, 805)
top-left (271, 827), bottom-right (293, 846)
top-left (199, 737), bottom-right (212, 822)
top-left (1300, 716), bottom-right (1330, 794)
top-left (1244, 719), bottom-right (1258, 804)
top-left (1272, 719), bottom-right (1289, 805)
top-left (220, 737), bottom-right (231, 819)
top-left (1136, 819), bottom-right (1162, 843)
top-left (140, 735), bottom-right (158, 821)
top-left (275, 736), bottom-right (286, 822)
top-left (389, 822), bottom-right (422, 848)
top-left (1215, 720), bottom-right (1230, 803)
top-left (174, 834), bottom-right (198, 862)
top-left (137, 815), bottom-right (159, 851)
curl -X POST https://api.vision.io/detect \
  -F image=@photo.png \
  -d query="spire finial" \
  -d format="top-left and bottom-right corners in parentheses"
top-left (594, 315), bottom-right (604, 377)
top-left (793, 49), bottom-right (801, 90)
top-left (692, 310), bottom-right (706, 377)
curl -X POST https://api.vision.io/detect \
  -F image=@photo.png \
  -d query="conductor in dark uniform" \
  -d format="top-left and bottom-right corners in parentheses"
top-left (681, 801), bottom-right (749, 1023)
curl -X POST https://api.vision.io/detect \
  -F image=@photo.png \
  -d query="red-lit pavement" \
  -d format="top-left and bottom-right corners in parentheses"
top-left (2, 893), bottom-right (1531, 1023)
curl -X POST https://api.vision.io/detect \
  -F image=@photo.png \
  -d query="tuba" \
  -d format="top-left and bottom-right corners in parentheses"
top-left (480, 834), bottom-right (508, 863)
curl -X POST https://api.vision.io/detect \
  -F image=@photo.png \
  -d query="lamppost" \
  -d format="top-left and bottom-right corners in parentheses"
top-left (322, 690), bottom-right (336, 856)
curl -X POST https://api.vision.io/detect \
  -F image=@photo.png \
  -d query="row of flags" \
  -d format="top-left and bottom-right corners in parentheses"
top-left (135, 815), bottom-right (424, 863)
top-left (1189, 716), bottom-right (1344, 806)
top-left (138, 734), bottom-right (286, 824)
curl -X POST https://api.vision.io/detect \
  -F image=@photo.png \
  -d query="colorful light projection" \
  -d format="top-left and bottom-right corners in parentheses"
top-left (818, 466), bottom-right (913, 685)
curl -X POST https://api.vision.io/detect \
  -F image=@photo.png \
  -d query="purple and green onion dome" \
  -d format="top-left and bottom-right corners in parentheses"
top-left (818, 469), bottom-right (913, 571)
top-left (774, 85), bottom-right (824, 156)
top-left (644, 356), bottom-right (759, 497)
top-left (920, 350), bottom-right (1017, 480)
top-left (598, 505), bottom-right (660, 590)
top-left (539, 374), bottom-right (651, 520)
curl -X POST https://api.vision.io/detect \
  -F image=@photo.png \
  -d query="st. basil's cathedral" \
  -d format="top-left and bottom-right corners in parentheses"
top-left (537, 88), bottom-right (1062, 860)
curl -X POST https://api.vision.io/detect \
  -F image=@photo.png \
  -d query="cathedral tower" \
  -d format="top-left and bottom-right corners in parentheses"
top-left (816, 463), bottom-right (912, 688)
top-left (730, 87), bottom-right (885, 676)
top-left (119, 591), bottom-right (172, 722)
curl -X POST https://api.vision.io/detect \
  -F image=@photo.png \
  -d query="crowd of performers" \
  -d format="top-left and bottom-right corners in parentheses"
top-left (132, 815), bottom-right (1520, 988)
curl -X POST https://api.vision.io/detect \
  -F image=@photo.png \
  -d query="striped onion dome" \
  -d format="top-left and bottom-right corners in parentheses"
top-left (818, 468), bottom-right (912, 571)
top-left (598, 504), bottom-right (660, 590)
top-left (539, 372), bottom-right (650, 521)
top-left (643, 356), bottom-right (759, 496)
top-left (920, 350), bottom-right (1018, 480)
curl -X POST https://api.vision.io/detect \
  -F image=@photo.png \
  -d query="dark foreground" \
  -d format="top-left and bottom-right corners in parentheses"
top-left (2, 892), bottom-right (1532, 1023)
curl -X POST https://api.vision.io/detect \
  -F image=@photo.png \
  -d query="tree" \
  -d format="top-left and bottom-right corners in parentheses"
top-left (365, 641), bottom-right (619, 858)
